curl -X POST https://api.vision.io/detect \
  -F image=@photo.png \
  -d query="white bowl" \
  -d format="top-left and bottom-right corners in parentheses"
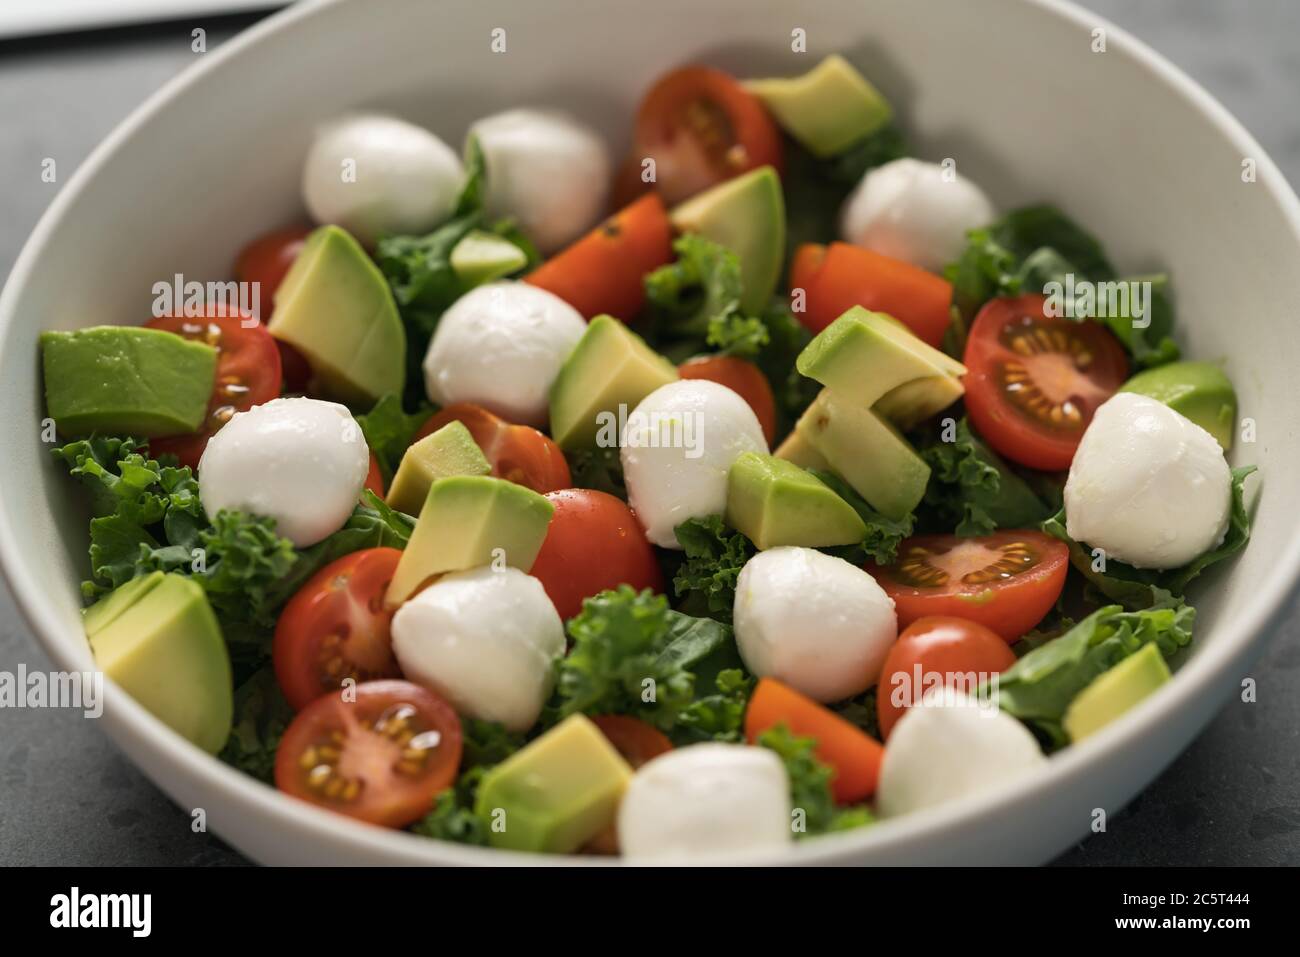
top-left (2, 0), bottom-right (1296, 866)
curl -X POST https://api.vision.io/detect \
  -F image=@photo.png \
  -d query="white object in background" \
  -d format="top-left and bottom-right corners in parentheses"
top-left (0, 1), bottom-right (289, 42)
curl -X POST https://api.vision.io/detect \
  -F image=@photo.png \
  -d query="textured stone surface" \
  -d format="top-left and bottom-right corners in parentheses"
top-left (0, 1), bottom-right (1296, 866)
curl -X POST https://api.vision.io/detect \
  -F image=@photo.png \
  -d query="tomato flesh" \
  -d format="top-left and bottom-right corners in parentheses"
top-left (275, 680), bottom-right (462, 829)
top-left (528, 489), bottom-right (664, 620)
top-left (963, 294), bottom-right (1128, 470)
top-left (146, 311), bottom-right (283, 469)
top-left (875, 616), bottom-right (1017, 740)
top-left (273, 548), bottom-right (404, 711)
top-left (415, 403), bottom-right (571, 494)
top-left (630, 65), bottom-right (783, 205)
top-left (678, 355), bottom-right (777, 444)
top-left (866, 530), bottom-right (1068, 642)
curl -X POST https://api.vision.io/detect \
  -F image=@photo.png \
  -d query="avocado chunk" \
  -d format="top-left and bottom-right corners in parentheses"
top-left (1063, 642), bottom-right (1171, 743)
top-left (385, 475), bottom-right (554, 608)
top-left (385, 420), bottom-right (491, 515)
top-left (450, 229), bottom-right (528, 286)
top-left (85, 573), bottom-right (233, 753)
top-left (797, 307), bottom-right (966, 410)
top-left (268, 225), bottom-right (405, 407)
top-left (548, 315), bottom-right (679, 450)
top-left (874, 376), bottom-right (968, 430)
top-left (796, 389), bottom-right (930, 520)
top-left (1120, 360), bottom-right (1237, 451)
top-left (669, 166), bottom-right (785, 314)
top-left (773, 429), bottom-right (831, 471)
top-left (744, 54), bottom-right (893, 159)
top-left (475, 714), bottom-right (632, 853)
top-left (726, 452), bottom-right (867, 549)
top-left (41, 326), bottom-right (217, 437)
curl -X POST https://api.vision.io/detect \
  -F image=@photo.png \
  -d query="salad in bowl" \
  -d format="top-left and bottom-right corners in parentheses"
top-left (39, 52), bottom-right (1255, 860)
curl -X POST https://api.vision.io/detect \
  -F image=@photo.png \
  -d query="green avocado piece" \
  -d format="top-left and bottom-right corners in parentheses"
top-left (1063, 642), bottom-right (1171, 743)
top-left (548, 315), bottom-right (679, 450)
top-left (669, 166), bottom-right (785, 314)
top-left (744, 54), bottom-right (893, 159)
top-left (475, 714), bottom-right (632, 853)
top-left (268, 225), bottom-right (405, 407)
top-left (385, 419), bottom-right (491, 515)
top-left (41, 326), bottom-right (217, 437)
top-left (773, 429), bottom-right (831, 471)
top-left (1119, 360), bottom-right (1237, 451)
top-left (450, 229), bottom-right (528, 286)
top-left (85, 573), bottom-right (233, 754)
top-left (796, 388), bottom-right (930, 520)
top-left (874, 376), bottom-right (967, 430)
top-left (797, 306), bottom-right (966, 411)
top-left (726, 452), bottom-right (867, 549)
top-left (385, 475), bottom-right (554, 608)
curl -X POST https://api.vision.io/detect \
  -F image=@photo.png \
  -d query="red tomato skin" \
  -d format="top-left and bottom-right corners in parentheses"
top-left (529, 489), bottom-right (664, 621)
top-left (866, 531), bottom-right (1069, 642)
top-left (415, 403), bottom-right (571, 494)
top-left (875, 616), bottom-right (1017, 740)
top-left (273, 548), bottom-right (404, 712)
top-left (233, 225), bottom-right (311, 318)
top-left (590, 715), bottom-right (673, 768)
top-left (364, 453), bottom-right (384, 498)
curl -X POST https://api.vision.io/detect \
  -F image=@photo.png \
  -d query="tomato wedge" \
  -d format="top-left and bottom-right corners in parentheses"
top-left (146, 309), bottom-right (283, 469)
top-left (745, 678), bottom-right (883, 803)
top-left (791, 242), bottom-right (953, 347)
top-left (628, 65), bottom-right (783, 205)
top-left (963, 294), bottom-right (1128, 470)
top-left (275, 680), bottom-right (462, 828)
top-left (232, 224), bottom-right (313, 392)
top-left (525, 194), bottom-right (674, 320)
top-left (273, 548), bottom-right (404, 711)
top-left (364, 453), bottom-right (384, 498)
top-left (875, 616), bottom-right (1017, 740)
top-left (528, 489), bottom-right (664, 620)
top-left (414, 402), bottom-right (570, 493)
top-left (865, 530), bottom-right (1069, 642)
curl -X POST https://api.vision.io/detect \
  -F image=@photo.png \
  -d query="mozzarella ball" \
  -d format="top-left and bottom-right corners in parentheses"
top-left (617, 744), bottom-right (791, 860)
top-left (390, 566), bottom-right (564, 732)
top-left (841, 157), bottom-right (995, 272)
top-left (620, 380), bottom-right (767, 549)
top-left (734, 547), bottom-right (897, 702)
top-left (422, 281), bottom-right (585, 426)
top-left (197, 397), bottom-right (368, 547)
top-left (877, 689), bottom-right (1045, 817)
top-left (302, 114), bottom-right (463, 247)
top-left (1064, 393), bottom-right (1231, 569)
top-left (468, 109), bottom-right (610, 254)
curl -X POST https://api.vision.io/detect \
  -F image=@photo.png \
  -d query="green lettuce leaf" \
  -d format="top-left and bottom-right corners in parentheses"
top-left (943, 205), bottom-right (1179, 368)
top-left (1040, 465), bottom-right (1256, 610)
top-left (645, 234), bottom-right (769, 357)
top-left (995, 603), bottom-right (1195, 747)
top-left (914, 417), bottom-right (1053, 536)
top-left (565, 444), bottom-right (626, 499)
top-left (410, 717), bottom-right (525, 846)
top-left (218, 665), bottom-right (293, 783)
top-left (671, 515), bottom-right (756, 622)
top-left (757, 724), bottom-right (873, 838)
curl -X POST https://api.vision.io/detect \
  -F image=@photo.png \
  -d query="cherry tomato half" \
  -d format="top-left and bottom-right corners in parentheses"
top-left (875, 616), bottom-right (1018, 740)
top-left (627, 65), bottom-right (783, 206)
top-left (146, 309), bottom-right (283, 469)
top-left (528, 489), bottom-right (664, 620)
top-left (273, 548), bottom-right (404, 711)
top-left (233, 225), bottom-right (314, 393)
top-left (678, 354), bottom-right (777, 445)
top-left (275, 680), bottom-right (462, 828)
top-left (963, 294), bottom-right (1128, 470)
top-left (865, 530), bottom-right (1069, 642)
top-left (525, 194), bottom-right (674, 320)
top-left (415, 403), bottom-right (571, 494)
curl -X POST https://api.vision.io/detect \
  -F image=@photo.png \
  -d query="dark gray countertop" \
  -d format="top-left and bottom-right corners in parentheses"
top-left (2, 1), bottom-right (1297, 867)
